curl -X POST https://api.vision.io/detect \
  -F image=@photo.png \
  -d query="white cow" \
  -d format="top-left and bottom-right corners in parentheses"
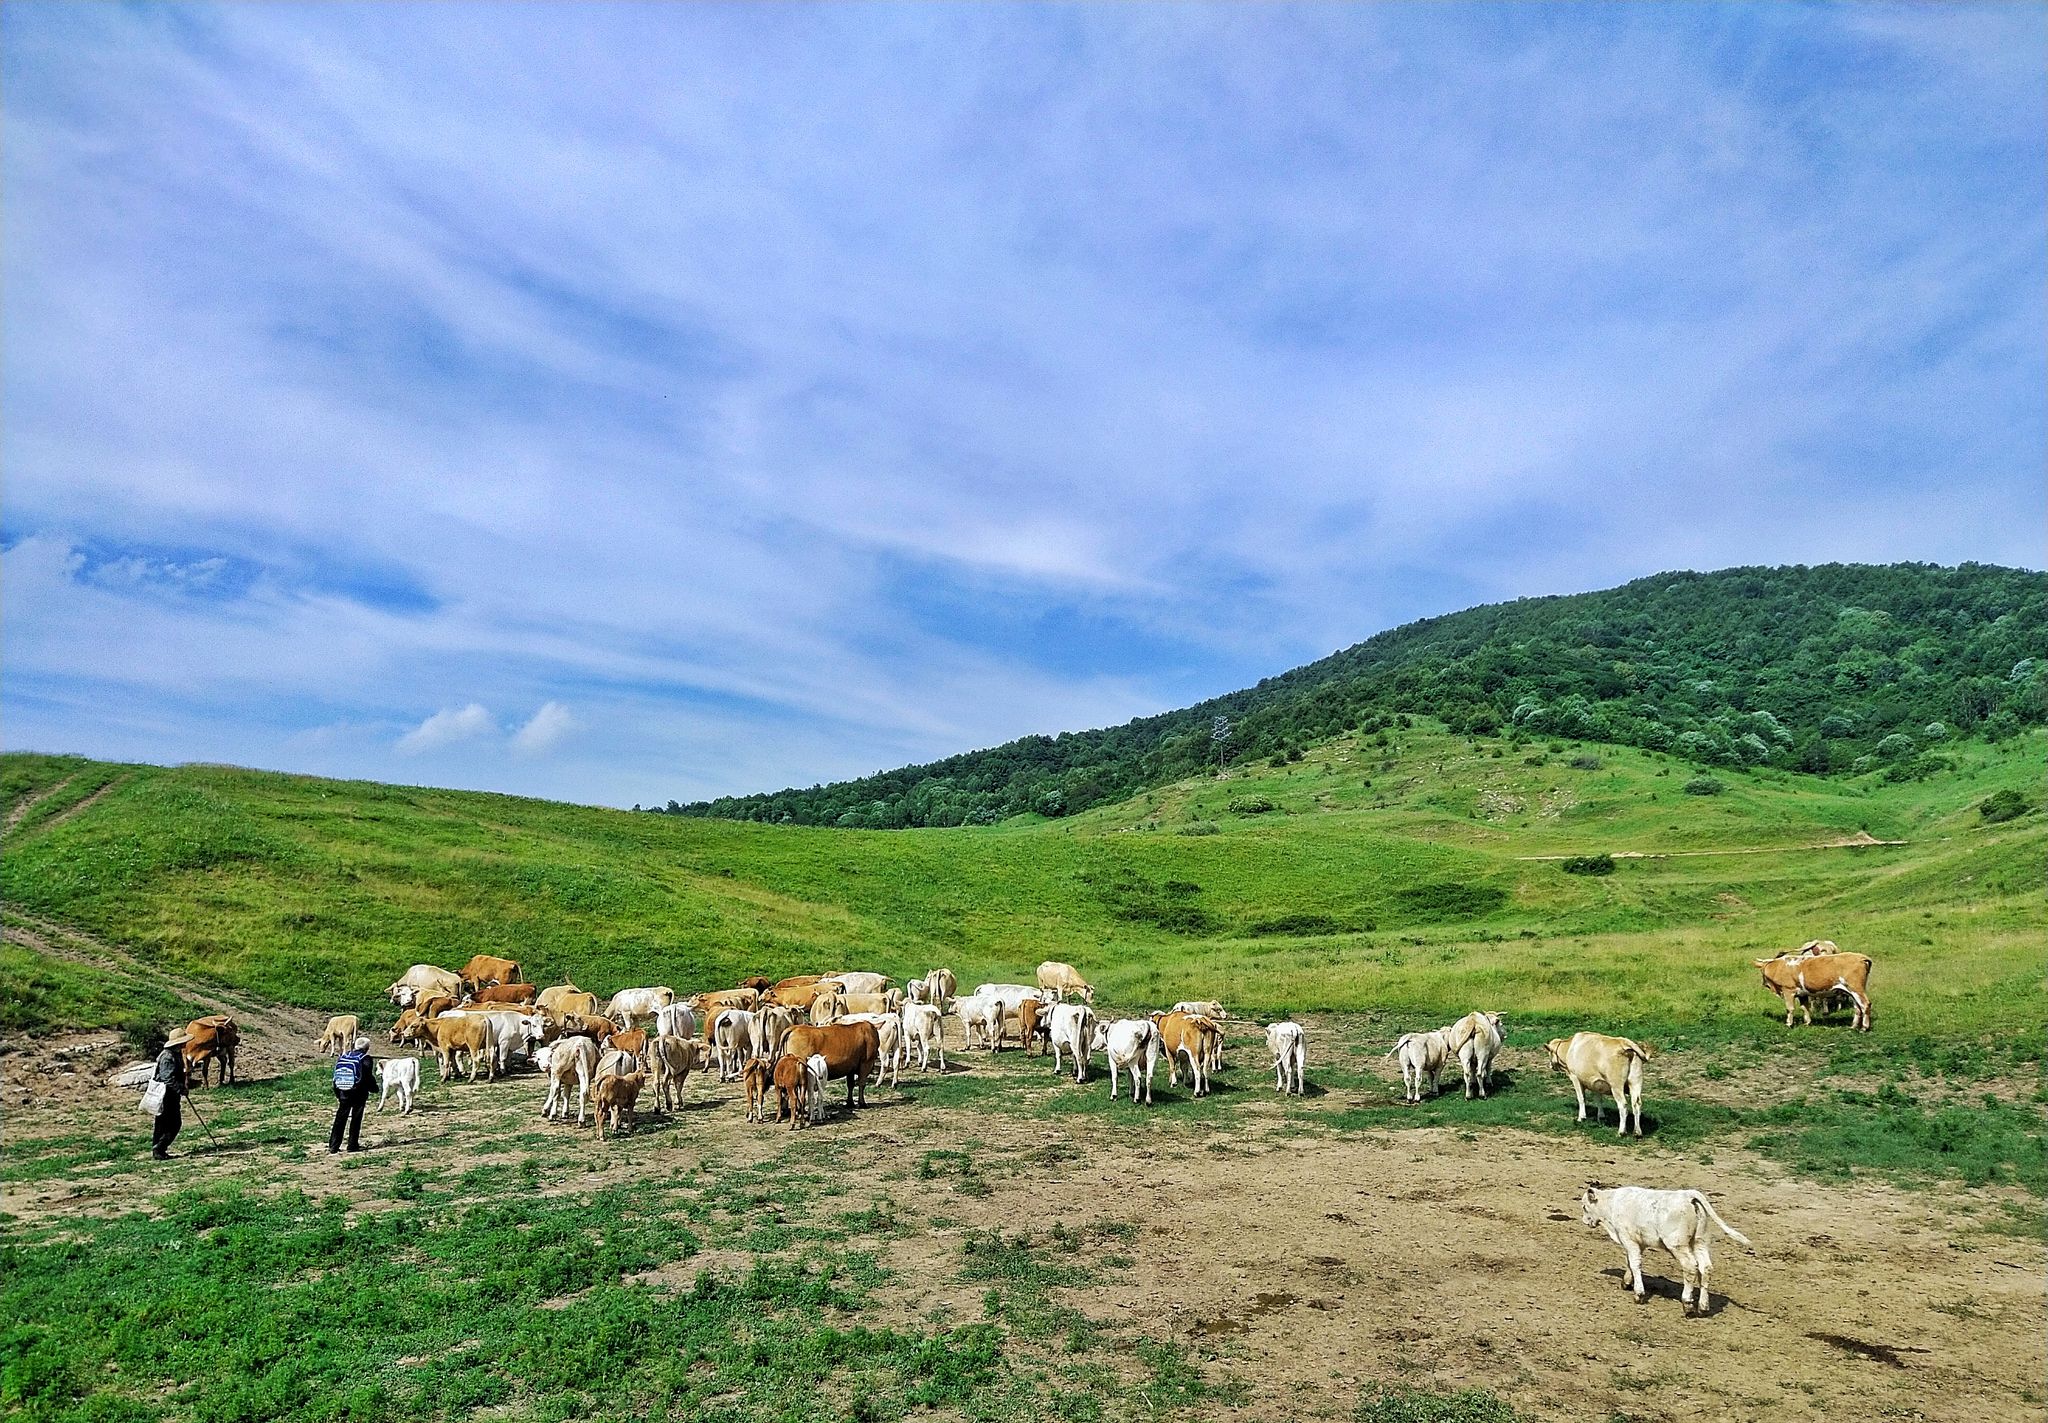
top-left (1048, 1003), bottom-right (1096, 1084)
top-left (604, 986), bottom-right (676, 1026)
top-left (541, 1035), bottom-right (600, 1124)
top-left (755, 1004), bottom-right (796, 1060)
top-left (374, 1057), bottom-right (421, 1115)
top-left (1390, 1029), bottom-right (1454, 1103)
top-left (1090, 1018), bottom-right (1162, 1104)
top-left (711, 1009), bottom-right (760, 1080)
top-left (651, 1002), bottom-right (699, 1041)
top-left (805, 1054), bottom-right (831, 1124)
top-left (1445, 1011), bottom-right (1505, 1099)
top-left (1580, 1185), bottom-right (1751, 1312)
top-left (922, 968), bottom-right (957, 1010)
top-left (1265, 1021), bottom-right (1306, 1095)
top-left (822, 971), bottom-right (892, 996)
top-left (1546, 1032), bottom-right (1651, 1137)
top-left (838, 1012), bottom-right (904, 1086)
top-left (901, 1002), bottom-right (946, 1071)
top-left (957, 994), bottom-right (1007, 1051)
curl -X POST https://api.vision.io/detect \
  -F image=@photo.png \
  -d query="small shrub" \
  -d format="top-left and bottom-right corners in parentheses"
top-left (1682, 775), bottom-right (1725, 796)
top-left (1979, 789), bottom-right (2031, 824)
top-left (1567, 754), bottom-right (1602, 771)
top-left (1177, 820), bottom-right (1219, 836)
top-left (1560, 854), bottom-right (1615, 876)
top-left (1393, 880), bottom-right (1507, 922)
top-left (1225, 796), bottom-right (1276, 815)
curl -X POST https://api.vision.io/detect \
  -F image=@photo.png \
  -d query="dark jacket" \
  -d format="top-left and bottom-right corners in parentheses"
top-left (153, 1047), bottom-right (185, 1093)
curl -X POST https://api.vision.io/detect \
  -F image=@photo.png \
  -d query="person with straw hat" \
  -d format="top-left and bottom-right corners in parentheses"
top-left (150, 1029), bottom-right (191, 1159)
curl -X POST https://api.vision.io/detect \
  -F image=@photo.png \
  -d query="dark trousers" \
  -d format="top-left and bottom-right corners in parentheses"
top-left (329, 1087), bottom-right (370, 1151)
top-left (152, 1093), bottom-right (182, 1155)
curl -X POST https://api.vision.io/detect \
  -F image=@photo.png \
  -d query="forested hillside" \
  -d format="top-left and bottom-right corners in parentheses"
top-left (671, 562), bottom-right (2045, 828)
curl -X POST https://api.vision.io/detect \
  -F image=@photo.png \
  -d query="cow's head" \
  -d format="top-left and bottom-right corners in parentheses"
top-left (1579, 1183), bottom-right (1608, 1228)
top-left (1543, 1039), bottom-right (1570, 1071)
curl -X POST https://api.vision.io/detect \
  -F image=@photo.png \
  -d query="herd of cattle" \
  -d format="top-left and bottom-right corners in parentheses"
top-left (157, 938), bottom-right (1876, 1313)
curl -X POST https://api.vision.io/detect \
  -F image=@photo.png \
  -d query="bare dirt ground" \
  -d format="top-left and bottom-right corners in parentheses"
top-left (4, 973), bottom-right (2041, 1423)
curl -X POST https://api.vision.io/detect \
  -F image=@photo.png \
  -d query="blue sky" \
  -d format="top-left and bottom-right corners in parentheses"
top-left (4, 3), bottom-right (2042, 807)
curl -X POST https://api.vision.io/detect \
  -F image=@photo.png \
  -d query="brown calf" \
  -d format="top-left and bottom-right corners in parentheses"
top-left (743, 1059), bottom-right (775, 1123)
top-left (593, 1071), bottom-right (645, 1140)
top-left (773, 1053), bottom-right (811, 1130)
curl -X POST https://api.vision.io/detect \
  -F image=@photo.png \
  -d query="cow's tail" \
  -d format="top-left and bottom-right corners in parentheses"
top-left (1691, 1193), bottom-right (1750, 1246)
top-left (1384, 1034), bottom-right (1412, 1061)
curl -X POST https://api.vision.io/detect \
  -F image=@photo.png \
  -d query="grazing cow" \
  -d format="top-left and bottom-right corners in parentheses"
top-left (1035, 961), bottom-right (1094, 1004)
top-left (386, 964), bottom-right (462, 1007)
top-left (1154, 1011), bottom-right (1219, 1096)
top-left (782, 1023), bottom-right (881, 1109)
top-left (318, 1015), bottom-right (360, 1056)
top-left (691, 988), bottom-right (762, 1023)
top-left (604, 986), bottom-right (677, 1025)
top-left (1389, 1029), bottom-right (1454, 1104)
top-left (901, 1002), bottom-right (946, 1071)
top-left (1048, 1003), bottom-right (1096, 1083)
top-left (766, 982), bottom-right (836, 1013)
top-left (1546, 1033), bottom-right (1651, 1136)
top-left (593, 1071), bottom-right (646, 1140)
top-left (471, 982), bottom-right (538, 1006)
top-left (1580, 1184), bottom-right (1750, 1312)
top-left (647, 1035), bottom-right (702, 1113)
top-left (1444, 1011), bottom-right (1506, 1099)
top-left (837, 1012), bottom-right (904, 1085)
top-left (1089, 1018), bottom-right (1162, 1104)
top-left (541, 1034), bottom-right (600, 1124)
top-left (458, 954), bottom-right (522, 992)
top-left (711, 1010), bottom-right (761, 1079)
top-left (651, 1002), bottom-right (700, 1042)
top-left (922, 968), bottom-right (957, 1010)
top-left (739, 975), bottom-right (774, 993)
top-left (374, 1056), bottom-right (421, 1115)
top-left (1266, 1021), bottom-right (1307, 1095)
top-left (821, 971), bottom-right (892, 996)
top-left (1018, 998), bottom-right (1052, 1056)
top-left (956, 994), bottom-right (1007, 1051)
top-left (805, 1055), bottom-right (830, 1123)
top-left (772, 1053), bottom-right (810, 1129)
top-left (535, 983), bottom-right (595, 1016)
top-left (1753, 951), bottom-right (1873, 1032)
top-left (743, 1058), bottom-right (774, 1123)
top-left (557, 1013), bottom-right (617, 1046)
top-left (419, 1015), bottom-right (493, 1082)
top-left (180, 1016), bottom-right (240, 1087)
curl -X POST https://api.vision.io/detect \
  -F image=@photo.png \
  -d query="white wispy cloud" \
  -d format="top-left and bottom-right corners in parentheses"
top-left (397, 704), bottom-right (496, 755)
top-left (511, 701), bottom-right (575, 757)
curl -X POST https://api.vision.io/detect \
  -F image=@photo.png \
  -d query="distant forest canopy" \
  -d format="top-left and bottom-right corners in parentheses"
top-left (663, 562), bottom-right (2046, 828)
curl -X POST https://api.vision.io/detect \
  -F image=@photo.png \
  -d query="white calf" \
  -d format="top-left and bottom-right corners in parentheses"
top-left (805, 1053), bottom-right (830, 1124)
top-left (1265, 1021), bottom-right (1306, 1095)
top-left (1090, 1018), bottom-right (1161, 1104)
top-left (901, 1002), bottom-right (946, 1071)
top-left (958, 995), bottom-right (1006, 1051)
top-left (1580, 1185), bottom-right (1751, 1312)
top-left (541, 1035), bottom-right (600, 1125)
top-left (374, 1056), bottom-right (420, 1115)
top-left (1048, 1003), bottom-right (1096, 1083)
top-left (1390, 1029), bottom-right (1454, 1103)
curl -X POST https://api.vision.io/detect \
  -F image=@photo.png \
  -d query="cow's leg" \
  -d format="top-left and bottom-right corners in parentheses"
top-left (1572, 1079), bottom-right (1589, 1122)
top-left (1625, 1242), bottom-right (1646, 1299)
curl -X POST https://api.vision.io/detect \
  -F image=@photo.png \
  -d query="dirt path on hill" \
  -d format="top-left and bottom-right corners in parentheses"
top-left (5, 961), bottom-right (2040, 1423)
top-left (1, 775), bottom-right (76, 836)
top-left (1518, 830), bottom-right (1910, 861)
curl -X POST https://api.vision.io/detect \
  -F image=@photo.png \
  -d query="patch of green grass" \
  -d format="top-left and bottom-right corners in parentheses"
top-left (1355, 1382), bottom-right (1528, 1422)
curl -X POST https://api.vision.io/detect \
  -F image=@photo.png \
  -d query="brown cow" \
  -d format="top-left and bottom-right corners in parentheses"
top-left (469, 982), bottom-right (538, 1006)
top-left (181, 1016), bottom-right (240, 1087)
top-left (691, 988), bottom-right (761, 1020)
top-left (772, 1053), bottom-right (811, 1129)
top-left (739, 975), bottom-right (774, 993)
top-left (1019, 998), bottom-right (1051, 1056)
top-left (608, 1028), bottom-right (649, 1068)
top-left (1755, 951), bottom-right (1873, 1031)
top-left (743, 1058), bottom-right (775, 1123)
top-left (458, 954), bottom-right (522, 992)
top-left (783, 1023), bottom-right (880, 1109)
top-left (419, 994), bottom-right (458, 1020)
top-left (418, 1015), bottom-right (492, 1082)
top-left (1153, 1011), bottom-right (1221, 1096)
top-left (557, 1013), bottom-right (617, 1045)
top-left (593, 1071), bottom-right (645, 1140)
top-left (773, 975), bottom-right (824, 991)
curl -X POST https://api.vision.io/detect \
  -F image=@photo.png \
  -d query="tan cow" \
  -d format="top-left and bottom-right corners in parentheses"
top-left (318, 1015), bottom-right (360, 1056)
top-left (691, 987), bottom-right (762, 1021)
top-left (540, 1035), bottom-right (600, 1123)
top-left (608, 1028), bottom-right (650, 1069)
top-left (180, 1016), bottom-right (240, 1087)
top-left (1035, 961), bottom-right (1094, 1004)
top-left (458, 954), bottom-right (522, 992)
top-left (766, 982), bottom-right (837, 1013)
top-left (593, 1071), bottom-right (645, 1140)
top-left (1154, 1011), bottom-right (1220, 1096)
top-left (783, 1023), bottom-right (881, 1110)
top-left (536, 984), bottom-right (596, 1016)
top-left (1754, 951), bottom-right (1873, 1032)
top-left (386, 964), bottom-right (461, 1006)
top-left (418, 1015), bottom-right (493, 1083)
top-left (773, 975), bottom-right (825, 991)
top-left (647, 1035), bottom-right (704, 1113)
top-left (1546, 1032), bottom-right (1651, 1136)
top-left (1444, 1011), bottom-right (1506, 1098)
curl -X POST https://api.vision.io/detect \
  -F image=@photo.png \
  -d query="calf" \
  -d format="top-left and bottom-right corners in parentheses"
top-left (374, 1056), bottom-right (421, 1115)
top-left (593, 1071), bottom-right (646, 1141)
top-left (805, 1054), bottom-right (831, 1124)
top-left (1018, 997), bottom-right (1052, 1057)
top-left (1546, 1032), bottom-right (1651, 1136)
top-left (901, 1002), bottom-right (946, 1071)
top-left (1265, 1021), bottom-right (1306, 1095)
top-left (318, 1015), bottom-right (360, 1056)
top-left (1089, 1018), bottom-right (1162, 1104)
top-left (1445, 1011), bottom-right (1505, 1099)
top-left (772, 1053), bottom-right (809, 1130)
top-left (1389, 1029), bottom-right (1453, 1103)
top-left (608, 1028), bottom-right (650, 1070)
top-left (1580, 1184), bottom-right (1750, 1312)
top-left (1048, 1003), bottom-right (1096, 1083)
top-left (743, 1058), bottom-right (774, 1124)
top-left (542, 1034), bottom-right (600, 1124)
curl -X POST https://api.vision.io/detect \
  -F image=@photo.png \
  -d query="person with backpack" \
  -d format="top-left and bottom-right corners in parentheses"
top-left (148, 1029), bottom-right (191, 1159)
top-left (329, 1036), bottom-right (375, 1154)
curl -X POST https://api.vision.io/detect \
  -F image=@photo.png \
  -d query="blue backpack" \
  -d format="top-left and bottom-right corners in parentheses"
top-left (334, 1048), bottom-right (370, 1093)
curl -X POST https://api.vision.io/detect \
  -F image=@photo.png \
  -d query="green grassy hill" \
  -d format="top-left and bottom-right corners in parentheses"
top-left (4, 727), bottom-right (2040, 1071)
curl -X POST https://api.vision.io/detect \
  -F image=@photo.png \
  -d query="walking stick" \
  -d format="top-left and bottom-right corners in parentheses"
top-left (181, 1088), bottom-right (226, 1153)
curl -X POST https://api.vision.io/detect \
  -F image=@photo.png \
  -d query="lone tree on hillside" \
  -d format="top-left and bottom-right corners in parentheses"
top-left (1212, 714), bottom-right (1234, 770)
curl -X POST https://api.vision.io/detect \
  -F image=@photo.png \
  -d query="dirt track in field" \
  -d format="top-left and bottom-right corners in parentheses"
top-left (5, 975), bottom-right (2041, 1423)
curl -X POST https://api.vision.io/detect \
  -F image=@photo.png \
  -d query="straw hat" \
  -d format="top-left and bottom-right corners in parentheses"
top-left (165, 1030), bottom-right (192, 1047)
